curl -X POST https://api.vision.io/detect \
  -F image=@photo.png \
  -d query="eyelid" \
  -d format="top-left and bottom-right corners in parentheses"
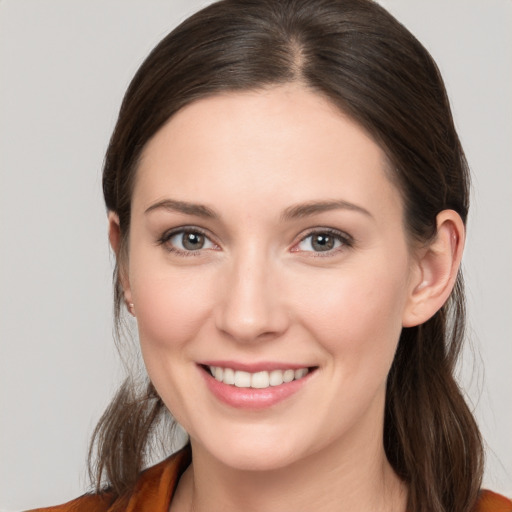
top-left (156, 225), bottom-right (354, 256)
top-left (291, 227), bottom-right (354, 255)
top-left (157, 225), bottom-right (220, 255)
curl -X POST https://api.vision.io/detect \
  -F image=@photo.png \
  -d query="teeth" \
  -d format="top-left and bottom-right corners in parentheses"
top-left (283, 369), bottom-right (295, 383)
top-left (269, 370), bottom-right (284, 386)
top-left (234, 370), bottom-right (251, 387)
top-left (251, 371), bottom-right (269, 389)
top-left (223, 367), bottom-right (235, 385)
top-left (295, 368), bottom-right (308, 379)
top-left (213, 366), bottom-right (223, 382)
top-left (208, 366), bottom-right (311, 388)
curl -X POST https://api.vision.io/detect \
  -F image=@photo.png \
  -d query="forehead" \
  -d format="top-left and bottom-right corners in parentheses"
top-left (134, 85), bottom-right (402, 223)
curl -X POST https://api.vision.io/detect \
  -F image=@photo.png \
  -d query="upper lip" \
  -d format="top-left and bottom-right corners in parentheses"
top-left (198, 360), bottom-right (315, 372)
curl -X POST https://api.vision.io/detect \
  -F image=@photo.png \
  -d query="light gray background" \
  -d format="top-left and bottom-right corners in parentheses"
top-left (0, 1), bottom-right (510, 510)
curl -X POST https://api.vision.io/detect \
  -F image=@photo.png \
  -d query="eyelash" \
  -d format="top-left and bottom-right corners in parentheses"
top-left (292, 228), bottom-right (354, 256)
top-left (157, 226), bottom-right (218, 257)
top-left (156, 227), bottom-right (354, 257)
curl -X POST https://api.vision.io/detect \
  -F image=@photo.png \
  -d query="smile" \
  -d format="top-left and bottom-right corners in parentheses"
top-left (199, 363), bottom-right (317, 409)
top-left (208, 366), bottom-right (311, 388)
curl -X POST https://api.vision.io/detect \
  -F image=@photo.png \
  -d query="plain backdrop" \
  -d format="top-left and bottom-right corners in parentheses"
top-left (0, 1), bottom-right (510, 510)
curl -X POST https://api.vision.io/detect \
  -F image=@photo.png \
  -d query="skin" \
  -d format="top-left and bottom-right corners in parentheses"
top-left (109, 84), bottom-right (465, 512)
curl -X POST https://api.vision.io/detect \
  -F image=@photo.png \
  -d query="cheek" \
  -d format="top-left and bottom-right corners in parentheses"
top-left (294, 257), bottom-right (409, 367)
top-left (130, 261), bottom-right (215, 354)
top-left (128, 263), bottom-right (217, 427)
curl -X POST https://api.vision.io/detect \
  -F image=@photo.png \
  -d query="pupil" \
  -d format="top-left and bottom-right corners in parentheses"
top-left (183, 232), bottom-right (204, 250)
top-left (312, 234), bottom-right (334, 251)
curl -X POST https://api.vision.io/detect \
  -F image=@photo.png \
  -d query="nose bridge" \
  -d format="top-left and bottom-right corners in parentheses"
top-left (215, 242), bottom-right (287, 343)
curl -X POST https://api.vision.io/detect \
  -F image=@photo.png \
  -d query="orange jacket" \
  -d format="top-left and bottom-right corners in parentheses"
top-left (29, 448), bottom-right (511, 512)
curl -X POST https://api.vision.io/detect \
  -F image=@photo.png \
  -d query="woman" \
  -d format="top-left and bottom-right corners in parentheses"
top-left (30, 0), bottom-right (512, 511)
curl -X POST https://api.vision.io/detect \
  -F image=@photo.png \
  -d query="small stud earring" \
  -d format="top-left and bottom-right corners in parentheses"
top-left (127, 302), bottom-right (135, 316)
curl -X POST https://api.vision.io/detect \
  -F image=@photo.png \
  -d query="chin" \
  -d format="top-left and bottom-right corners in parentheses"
top-left (216, 447), bottom-right (300, 472)
top-left (189, 428), bottom-right (303, 472)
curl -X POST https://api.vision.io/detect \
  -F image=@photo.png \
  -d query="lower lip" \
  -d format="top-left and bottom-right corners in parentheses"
top-left (199, 366), bottom-right (315, 410)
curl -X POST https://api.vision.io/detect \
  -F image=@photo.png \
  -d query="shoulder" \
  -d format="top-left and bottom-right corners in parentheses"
top-left (475, 490), bottom-right (512, 512)
top-left (25, 493), bottom-right (115, 512)
top-left (26, 446), bottom-right (191, 512)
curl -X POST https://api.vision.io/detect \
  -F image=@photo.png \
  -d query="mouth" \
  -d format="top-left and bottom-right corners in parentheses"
top-left (202, 365), bottom-right (315, 389)
top-left (198, 363), bottom-right (318, 409)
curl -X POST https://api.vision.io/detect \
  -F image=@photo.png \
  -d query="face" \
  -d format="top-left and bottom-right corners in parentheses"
top-left (121, 85), bottom-right (421, 471)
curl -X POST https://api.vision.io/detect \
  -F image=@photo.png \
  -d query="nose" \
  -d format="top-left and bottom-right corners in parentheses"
top-left (214, 248), bottom-right (289, 344)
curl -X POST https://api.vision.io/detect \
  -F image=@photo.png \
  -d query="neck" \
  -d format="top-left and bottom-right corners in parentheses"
top-left (172, 419), bottom-right (407, 512)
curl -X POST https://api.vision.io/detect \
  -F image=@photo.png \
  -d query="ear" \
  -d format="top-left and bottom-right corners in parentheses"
top-left (108, 212), bottom-right (134, 315)
top-left (402, 210), bottom-right (465, 327)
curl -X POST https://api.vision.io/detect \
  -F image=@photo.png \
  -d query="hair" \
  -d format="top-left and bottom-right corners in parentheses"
top-left (91, 1), bottom-right (484, 511)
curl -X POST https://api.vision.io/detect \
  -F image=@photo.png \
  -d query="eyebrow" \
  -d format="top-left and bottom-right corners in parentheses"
top-left (144, 198), bottom-right (372, 221)
top-left (144, 199), bottom-right (217, 218)
top-left (281, 200), bottom-right (373, 221)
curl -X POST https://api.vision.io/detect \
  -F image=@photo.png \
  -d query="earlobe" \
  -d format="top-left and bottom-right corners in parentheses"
top-left (402, 210), bottom-right (465, 327)
top-left (108, 212), bottom-right (135, 316)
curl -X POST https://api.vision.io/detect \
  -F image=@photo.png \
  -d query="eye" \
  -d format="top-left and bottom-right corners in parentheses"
top-left (160, 228), bottom-right (217, 254)
top-left (294, 229), bottom-right (352, 253)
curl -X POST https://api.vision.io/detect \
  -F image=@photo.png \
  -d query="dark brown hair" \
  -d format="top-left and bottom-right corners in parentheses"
top-left (91, 1), bottom-right (484, 511)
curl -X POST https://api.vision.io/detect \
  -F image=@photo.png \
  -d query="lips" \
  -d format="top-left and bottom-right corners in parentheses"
top-left (198, 362), bottom-right (317, 409)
